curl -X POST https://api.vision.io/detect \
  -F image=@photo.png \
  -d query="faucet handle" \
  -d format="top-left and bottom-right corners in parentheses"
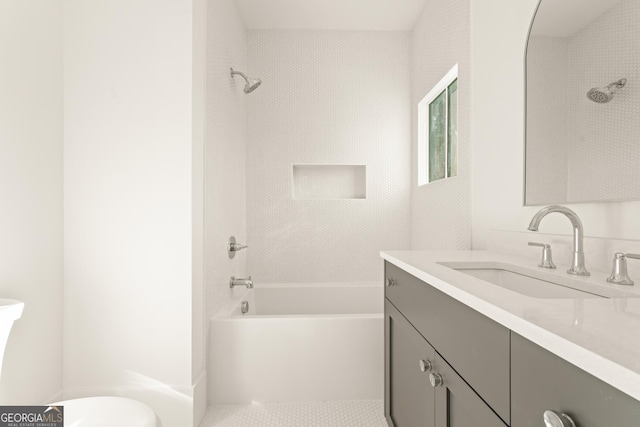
top-left (528, 242), bottom-right (556, 269)
top-left (607, 253), bottom-right (640, 286)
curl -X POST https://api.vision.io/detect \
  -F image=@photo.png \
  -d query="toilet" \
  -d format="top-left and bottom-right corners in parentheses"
top-left (0, 300), bottom-right (161, 427)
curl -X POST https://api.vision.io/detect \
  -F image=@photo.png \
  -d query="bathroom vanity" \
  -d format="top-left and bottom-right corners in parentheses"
top-left (382, 250), bottom-right (640, 427)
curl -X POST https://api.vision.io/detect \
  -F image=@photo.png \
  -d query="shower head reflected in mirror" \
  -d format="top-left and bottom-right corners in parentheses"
top-left (586, 78), bottom-right (627, 103)
top-left (230, 68), bottom-right (262, 94)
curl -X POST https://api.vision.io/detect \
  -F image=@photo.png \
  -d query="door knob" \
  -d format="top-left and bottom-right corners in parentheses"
top-left (385, 278), bottom-right (395, 287)
top-left (543, 410), bottom-right (576, 427)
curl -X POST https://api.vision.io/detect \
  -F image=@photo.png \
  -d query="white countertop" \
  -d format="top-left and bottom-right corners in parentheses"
top-left (381, 250), bottom-right (640, 402)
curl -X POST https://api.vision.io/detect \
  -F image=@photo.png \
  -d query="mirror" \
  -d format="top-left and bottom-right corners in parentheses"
top-left (524, 0), bottom-right (639, 205)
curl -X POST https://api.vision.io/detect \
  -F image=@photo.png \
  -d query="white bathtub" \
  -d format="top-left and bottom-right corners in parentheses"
top-left (208, 282), bottom-right (384, 404)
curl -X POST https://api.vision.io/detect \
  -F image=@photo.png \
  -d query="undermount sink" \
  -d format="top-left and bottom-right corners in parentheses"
top-left (439, 262), bottom-right (639, 299)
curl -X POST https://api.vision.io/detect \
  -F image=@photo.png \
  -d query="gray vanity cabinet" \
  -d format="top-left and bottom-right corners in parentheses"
top-left (511, 332), bottom-right (640, 427)
top-left (384, 261), bottom-right (509, 427)
top-left (384, 259), bottom-right (640, 427)
top-left (385, 300), bottom-right (506, 427)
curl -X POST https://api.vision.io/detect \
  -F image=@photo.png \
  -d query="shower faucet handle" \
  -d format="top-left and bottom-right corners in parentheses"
top-left (228, 236), bottom-right (248, 259)
top-left (528, 242), bottom-right (556, 269)
top-left (607, 252), bottom-right (640, 286)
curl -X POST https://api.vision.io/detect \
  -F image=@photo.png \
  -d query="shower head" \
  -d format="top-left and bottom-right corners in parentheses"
top-left (586, 78), bottom-right (627, 103)
top-left (230, 68), bottom-right (262, 94)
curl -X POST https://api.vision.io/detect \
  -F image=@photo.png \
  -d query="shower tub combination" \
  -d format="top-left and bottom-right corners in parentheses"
top-left (208, 282), bottom-right (384, 404)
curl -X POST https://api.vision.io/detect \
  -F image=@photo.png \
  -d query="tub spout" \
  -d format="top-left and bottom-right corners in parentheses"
top-left (230, 276), bottom-right (253, 289)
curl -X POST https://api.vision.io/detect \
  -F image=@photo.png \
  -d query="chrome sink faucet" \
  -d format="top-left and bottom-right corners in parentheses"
top-left (527, 205), bottom-right (590, 276)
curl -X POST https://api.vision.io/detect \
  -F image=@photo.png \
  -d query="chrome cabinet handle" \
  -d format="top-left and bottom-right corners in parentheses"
top-left (385, 278), bottom-right (395, 287)
top-left (543, 410), bottom-right (576, 427)
top-left (419, 359), bottom-right (432, 372)
top-left (429, 372), bottom-right (443, 387)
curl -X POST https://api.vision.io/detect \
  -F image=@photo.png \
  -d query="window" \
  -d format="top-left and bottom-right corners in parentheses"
top-left (418, 64), bottom-right (458, 186)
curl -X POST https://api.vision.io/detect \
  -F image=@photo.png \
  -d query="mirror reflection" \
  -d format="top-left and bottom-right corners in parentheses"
top-left (525, 0), bottom-right (639, 205)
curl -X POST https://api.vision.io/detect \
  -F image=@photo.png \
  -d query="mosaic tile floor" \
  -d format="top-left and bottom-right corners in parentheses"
top-left (200, 400), bottom-right (387, 427)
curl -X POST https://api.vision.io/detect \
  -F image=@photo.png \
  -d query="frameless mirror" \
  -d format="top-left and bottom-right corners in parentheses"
top-left (524, 0), bottom-right (639, 205)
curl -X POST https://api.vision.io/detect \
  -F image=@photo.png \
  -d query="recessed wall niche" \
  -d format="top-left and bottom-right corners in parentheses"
top-left (292, 165), bottom-right (367, 200)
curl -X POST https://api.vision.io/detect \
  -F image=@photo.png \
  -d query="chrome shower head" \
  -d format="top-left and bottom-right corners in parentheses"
top-left (586, 78), bottom-right (627, 103)
top-left (230, 68), bottom-right (262, 94)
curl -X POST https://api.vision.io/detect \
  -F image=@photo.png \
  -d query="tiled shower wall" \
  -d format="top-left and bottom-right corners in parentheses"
top-left (410, 0), bottom-right (471, 250)
top-left (246, 30), bottom-right (411, 283)
top-left (205, 0), bottom-right (248, 318)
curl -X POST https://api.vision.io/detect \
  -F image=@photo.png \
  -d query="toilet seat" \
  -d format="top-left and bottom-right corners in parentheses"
top-left (51, 396), bottom-right (161, 427)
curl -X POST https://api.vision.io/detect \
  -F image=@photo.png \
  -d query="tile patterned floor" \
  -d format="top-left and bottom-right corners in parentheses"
top-left (200, 400), bottom-right (387, 427)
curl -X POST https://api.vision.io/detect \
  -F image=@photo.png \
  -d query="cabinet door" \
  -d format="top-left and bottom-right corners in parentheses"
top-left (433, 353), bottom-right (507, 427)
top-left (512, 332), bottom-right (640, 427)
top-left (385, 300), bottom-right (436, 427)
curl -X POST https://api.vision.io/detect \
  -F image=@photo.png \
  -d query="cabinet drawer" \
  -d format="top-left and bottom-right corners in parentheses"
top-left (512, 332), bottom-right (640, 427)
top-left (385, 261), bottom-right (510, 424)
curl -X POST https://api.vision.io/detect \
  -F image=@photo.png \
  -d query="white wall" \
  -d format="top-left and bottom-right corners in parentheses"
top-left (246, 30), bottom-right (411, 283)
top-left (470, 0), bottom-right (640, 249)
top-left (410, 0), bottom-right (471, 250)
top-left (192, 0), bottom-right (207, 423)
top-left (525, 36), bottom-right (568, 205)
top-left (205, 0), bottom-right (249, 320)
top-left (0, 0), bottom-right (63, 404)
top-left (63, 0), bottom-right (201, 425)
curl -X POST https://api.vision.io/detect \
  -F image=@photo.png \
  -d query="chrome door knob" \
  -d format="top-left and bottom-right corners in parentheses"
top-left (419, 359), bottom-right (432, 372)
top-left (543, 410), bottom-right (576, 427)
top-left (385, 278), bottom-right (395, 287)
top-left (429, 372), bottom-right (443, 387)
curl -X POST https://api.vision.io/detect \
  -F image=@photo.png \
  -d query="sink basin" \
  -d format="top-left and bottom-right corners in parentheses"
top-left (439, 262), bottom-right (639, 299)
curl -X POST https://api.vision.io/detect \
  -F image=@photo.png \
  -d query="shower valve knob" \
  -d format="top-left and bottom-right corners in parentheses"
top-left (228, 236), bottom-right (248, 259)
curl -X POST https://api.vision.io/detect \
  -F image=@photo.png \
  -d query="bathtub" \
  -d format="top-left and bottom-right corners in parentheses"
top-left (208, 282), bottom-right (384, 404)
